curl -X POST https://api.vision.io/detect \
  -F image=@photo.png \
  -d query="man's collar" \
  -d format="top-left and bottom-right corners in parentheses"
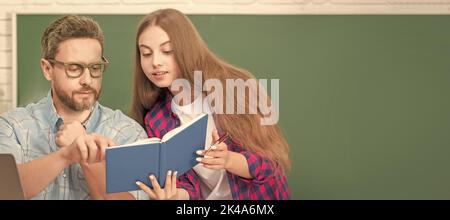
top-left (45, 90), bottom-right (99, 133)
top-left (44, 90), bottom-right (62, 132)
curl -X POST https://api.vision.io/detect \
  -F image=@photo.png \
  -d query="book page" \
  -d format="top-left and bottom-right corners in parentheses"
top-left (110, 137), bottom-right (161, 148)
top-left (161, 114), bottom-right (207, 142)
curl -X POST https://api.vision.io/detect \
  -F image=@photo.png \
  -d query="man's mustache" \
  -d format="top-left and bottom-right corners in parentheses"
top-left (73, 87), bottom-right (97, 94)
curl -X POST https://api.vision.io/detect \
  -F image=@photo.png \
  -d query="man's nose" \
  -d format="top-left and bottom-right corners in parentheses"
top-left (79, 67), bottom-right (93, 85)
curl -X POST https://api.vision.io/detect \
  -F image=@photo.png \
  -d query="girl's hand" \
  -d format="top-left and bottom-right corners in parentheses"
top-left (196, 130), bottom-right (231, 170)
top-left (136, 170), bottom-right (179, 200)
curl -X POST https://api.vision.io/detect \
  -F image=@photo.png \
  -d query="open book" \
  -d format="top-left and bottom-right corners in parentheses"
top-left (105, 114), bottom-right (208, 193)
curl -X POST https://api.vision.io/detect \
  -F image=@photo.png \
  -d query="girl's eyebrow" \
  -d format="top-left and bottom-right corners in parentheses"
top-left (139, 44), bottom-right (151, 50)
top-left (160, 41), bottom-right (170, 46)
top-left (139, 41), bottom-right (170, 50)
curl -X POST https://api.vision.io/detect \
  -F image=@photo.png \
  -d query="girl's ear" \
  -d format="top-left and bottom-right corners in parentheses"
top-left (40, 58), bottom-right (53, 81)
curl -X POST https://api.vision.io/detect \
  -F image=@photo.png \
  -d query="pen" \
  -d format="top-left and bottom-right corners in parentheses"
top-left (204, 132), bottom-right (230, 155)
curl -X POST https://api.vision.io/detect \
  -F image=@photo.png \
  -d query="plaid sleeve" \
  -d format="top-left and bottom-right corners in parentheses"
top-left (232, 149), bottom-right (291, 200)
top-left (238, 150), bottom-right (275, 183)
top-left (176, 169), bottom-right (202, 200)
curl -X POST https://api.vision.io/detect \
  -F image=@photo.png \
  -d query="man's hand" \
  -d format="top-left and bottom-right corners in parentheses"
top-left (56, 121), bottom-right (86, 148)
top-left (59, 134), bottom-right (115, 165)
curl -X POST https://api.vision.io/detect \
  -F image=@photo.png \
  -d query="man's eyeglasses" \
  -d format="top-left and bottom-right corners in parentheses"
top-left (47, 57), bottom-right (109, 78)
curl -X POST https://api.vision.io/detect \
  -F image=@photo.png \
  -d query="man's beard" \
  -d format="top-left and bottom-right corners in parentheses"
top-left (54, 84), bottom-right (101, 111)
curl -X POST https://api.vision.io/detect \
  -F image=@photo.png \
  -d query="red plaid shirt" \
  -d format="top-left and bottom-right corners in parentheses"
top-left (144, 91), bottom-right (290, 200)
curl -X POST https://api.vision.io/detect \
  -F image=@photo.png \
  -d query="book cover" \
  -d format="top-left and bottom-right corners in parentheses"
top-left (105, 114), bottom-right (208, 193)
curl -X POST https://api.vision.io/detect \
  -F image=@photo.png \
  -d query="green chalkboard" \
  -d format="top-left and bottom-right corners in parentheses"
top-left (17, 14), bottom-right (450, 199)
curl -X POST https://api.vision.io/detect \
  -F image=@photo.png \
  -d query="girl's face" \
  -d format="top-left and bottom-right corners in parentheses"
top-left (138, 26), bottom-right (181, 88)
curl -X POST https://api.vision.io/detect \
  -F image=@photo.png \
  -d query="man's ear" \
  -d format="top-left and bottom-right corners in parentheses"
top-left (40, 58), bottom-right (53, 81)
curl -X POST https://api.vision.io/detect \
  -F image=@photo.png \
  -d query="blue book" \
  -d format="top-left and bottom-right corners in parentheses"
top-left (105, 114), bottom-right (208, 193)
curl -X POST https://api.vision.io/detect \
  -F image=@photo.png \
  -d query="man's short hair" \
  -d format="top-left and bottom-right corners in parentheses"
top-left (41, 15), bottom-right (104, 60)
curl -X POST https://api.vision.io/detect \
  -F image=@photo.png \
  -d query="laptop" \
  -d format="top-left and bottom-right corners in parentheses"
top-left (0, 154), bottom-right (25, 200)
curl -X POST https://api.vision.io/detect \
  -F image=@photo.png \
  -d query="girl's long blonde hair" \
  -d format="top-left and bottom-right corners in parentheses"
top-left (130, 9), bottom-right (291, 174)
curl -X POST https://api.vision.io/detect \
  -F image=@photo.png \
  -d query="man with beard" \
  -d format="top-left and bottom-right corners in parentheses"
top-left (0, 15), bottom-right (147, 200)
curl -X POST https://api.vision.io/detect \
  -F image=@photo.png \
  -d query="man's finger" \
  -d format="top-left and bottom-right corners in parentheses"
top-left (94, 136), bottom-right (108, 161)
top-left (85, 136), bottom-right (98, 163)
top-left (76, 137), bottom-right (88, 163)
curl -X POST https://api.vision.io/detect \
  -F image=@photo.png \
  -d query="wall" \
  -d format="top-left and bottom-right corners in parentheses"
top-left (1, 1), bottom-right (450, 112)
top-left (3, 0), bottom-right (450, 200)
